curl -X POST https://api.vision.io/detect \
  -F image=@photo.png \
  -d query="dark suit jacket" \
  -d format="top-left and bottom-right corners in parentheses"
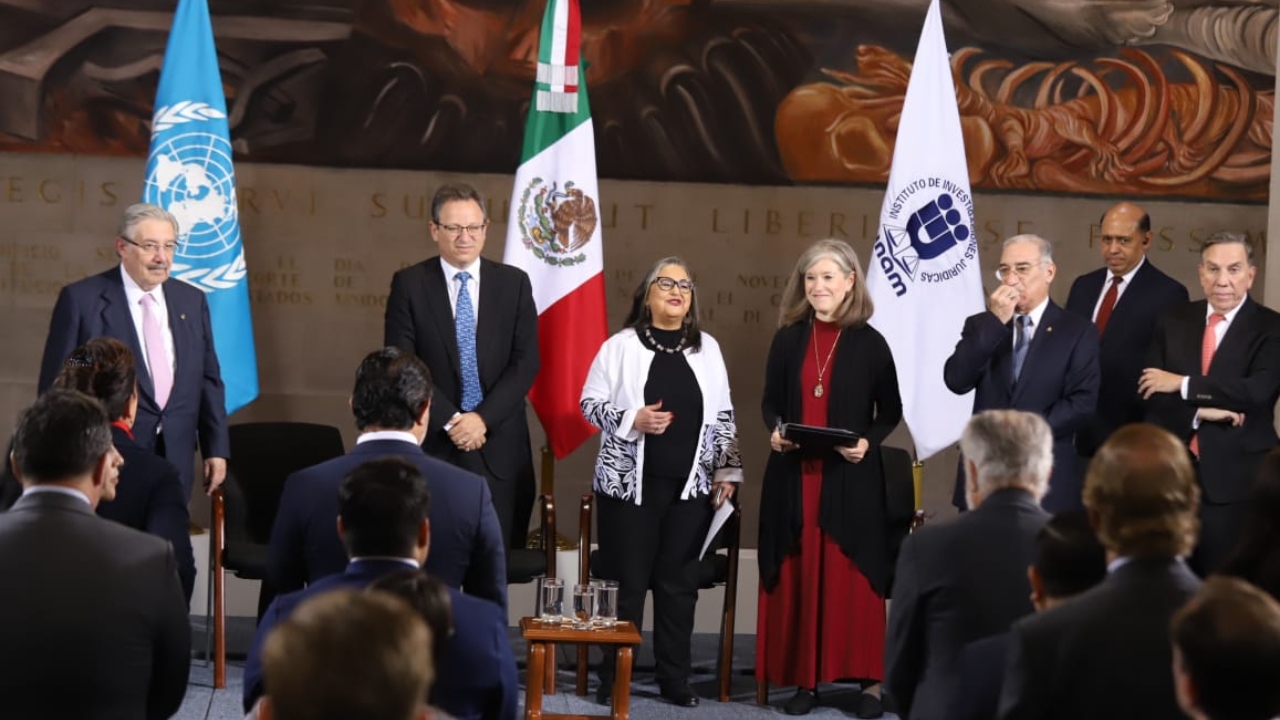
top-left (38, 267), bottom-right (230, 496)
top-left (94, 426), bottom-right (196, 601)
top-left (266, 438), bottom-right (507, 608)
top-left (998, 558), bottom-right (1201, 720)
top-left (952, 633), bottom-right (1010, 720)
top-left (885, 488), bottom-right (1048, 720)
top-left (0, 491), bottom-right (190, 720)
top-left (1065, 261), bottom-right (1188, 456)
top-left (384, 257), bottom-right (538, 485)
top-left (1144, 297), bottom-right (1280, 503)
top-left (944, 301), bottom-right (1100, 512)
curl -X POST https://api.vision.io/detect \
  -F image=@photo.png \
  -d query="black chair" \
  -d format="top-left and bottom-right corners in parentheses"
top-left (575, 493), bottom-right (742, 702)
top-left (208, 421), bottom-right (345, 688)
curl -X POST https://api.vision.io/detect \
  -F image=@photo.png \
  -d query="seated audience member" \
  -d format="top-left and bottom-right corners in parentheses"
top-left (245, 456), bottom-right (434, 711)
top-left (0, 390), bottom-right (189, 720)
top-left (51, 337), bottom-right (196, 601)
top-left (1171, 576), bottom-right (1280, 720)
top-left (1219, 447), bottom-right (1280, 601)
top-left (885, 410), bottom-right (1052, 720)
top-left (999, 423), bottom-right (1202, 720)
top-left (256, 589), bottom-right (435, 720)
top-left (952, 511), bottom-right (1106, 720)
top-left (267, 346), bottom-right (506, 608)
top-left (370, 570), bottom-right (518, 720)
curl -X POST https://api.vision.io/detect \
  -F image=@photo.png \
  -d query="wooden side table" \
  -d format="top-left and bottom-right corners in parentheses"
top-left (521, 617), bottom-right (642, 720)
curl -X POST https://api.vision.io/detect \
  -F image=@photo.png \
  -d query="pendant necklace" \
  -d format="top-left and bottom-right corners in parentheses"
top-left (644, 325), bottom-right (687, 355)
top-left (813, 321), bottom-right (842, 398)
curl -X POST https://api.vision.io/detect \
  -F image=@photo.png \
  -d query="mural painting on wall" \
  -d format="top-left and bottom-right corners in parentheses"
top-left (0, 0), bottom-right (1272, 200)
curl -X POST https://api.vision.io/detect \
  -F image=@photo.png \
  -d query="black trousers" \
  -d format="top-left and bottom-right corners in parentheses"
top-left (1191, 500), bottom-right (1250, 576)
top-left (595, 475), bottom-right (712, 687)
top-left (453, 450), bottom-right (524, 551)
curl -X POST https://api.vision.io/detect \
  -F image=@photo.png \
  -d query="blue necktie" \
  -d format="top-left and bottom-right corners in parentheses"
top-left (1012, 314), bottom-right (1031, 382)
top-left (455, 271), bottom-right (483, 411)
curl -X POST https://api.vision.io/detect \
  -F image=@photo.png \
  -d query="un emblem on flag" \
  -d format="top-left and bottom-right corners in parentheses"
top-left (875, 179), bottom-right (978, 297)
top-left (516, 178), bottom-right (598, 268)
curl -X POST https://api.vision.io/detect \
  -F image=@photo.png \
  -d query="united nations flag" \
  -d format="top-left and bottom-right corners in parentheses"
top-left (143, 0), bottom-right (258, 414)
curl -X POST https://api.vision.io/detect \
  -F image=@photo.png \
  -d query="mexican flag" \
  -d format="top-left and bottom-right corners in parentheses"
top-left (504, 0), bottom-right (608, 459)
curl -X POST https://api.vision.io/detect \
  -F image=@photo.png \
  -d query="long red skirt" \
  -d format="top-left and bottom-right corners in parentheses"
top-left (755, 457), bottom-right (886, 687)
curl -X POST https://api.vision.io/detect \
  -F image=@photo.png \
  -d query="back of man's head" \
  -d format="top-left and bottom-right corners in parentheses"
top-left (261, 589), bottom-right (433, 720)
top-left (1084, 423), bottom-right (1199, 558)
top-left (1172, 576), bottom-right (1280, 720)
top-left (338, 457), bottom-right (431, 559)
top-left (11, 389), bottom-right (113, 485)
top-left (959, 409), bottom-right (1052, 507)
top-left (1031, 511), bottom-right (1107, 610)
top-left (352, 347), bottom-right (433, 432)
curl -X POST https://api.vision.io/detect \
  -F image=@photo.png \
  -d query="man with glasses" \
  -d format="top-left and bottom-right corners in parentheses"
top-left (1065, 202), bottom-right (1188, 458)
top-left (38, 202), bottom-right (229, 499)
top-left (1140, 231), bottom-right (1280, 575)
top-left (944, 234), bottom-right (1099, 513)
top-left (385, 183), bottom-right (539, 550)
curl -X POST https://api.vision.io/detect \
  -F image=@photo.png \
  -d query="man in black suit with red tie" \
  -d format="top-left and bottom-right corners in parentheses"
top-left (1140, 231), bottom-right (1280, 575)
top-left (384, 183), bottom-right (539, 550)
top-left (1065, 202), bottom-right (1188, 457)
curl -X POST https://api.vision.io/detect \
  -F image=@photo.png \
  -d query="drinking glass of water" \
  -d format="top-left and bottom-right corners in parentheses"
top-left (571, 583), bottom-right (595, 630)
top-left (536, 577), bottom-right (564, 624)
top-left (592, 580), bottom-right (619, 628)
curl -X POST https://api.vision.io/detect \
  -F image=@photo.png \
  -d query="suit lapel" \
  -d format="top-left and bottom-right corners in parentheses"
top-left (162, 280), bottom-right (189, 390)
top-left (474, 259), bottom-right (498, 382)
top-left (425, 258), bottom-right (462, 378)
top-left (1010, 301), bottom-right (1061, 404)
top-left (1184, 300), bottom-right (1211, 374)
top-left (1209, 297), bottom-right (1256, 375)
top-left (100, 271), bottom-right (155, 403)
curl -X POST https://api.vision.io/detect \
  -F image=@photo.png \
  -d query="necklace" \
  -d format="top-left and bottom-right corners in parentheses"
top-left (644, 325), bottom-right (687, 354)
top-left (812, 322), bottom-right (842, 397)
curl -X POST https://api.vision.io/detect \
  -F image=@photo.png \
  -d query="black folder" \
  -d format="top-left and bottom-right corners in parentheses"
top-left (780, 423), bottom-right (861, 449)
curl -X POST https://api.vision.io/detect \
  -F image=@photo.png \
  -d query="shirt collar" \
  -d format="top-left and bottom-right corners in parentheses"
top-left (441, 257), bottom-right (481, 282)
top-left (1207, 297), bottom-right (1247, 324)
top-left (1020, 295), bottom-right (1050, 328)
top-left (356, 430), bottom-right (420, 446)
top-left (349, 557), bottom-right (420, 568)
top-left (22, 485), bottom-right (91, 506)
top-left (1111, 256), bottom-right (1145, 286)
top-left (119, 264), bottom-right (162, 302)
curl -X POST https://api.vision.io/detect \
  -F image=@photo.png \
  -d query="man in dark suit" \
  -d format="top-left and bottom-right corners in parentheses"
top-left (1140, 231), bottom-right (1280, 575)
top-left (944, 234), bottom-right (1100, 512)
top-left (951, 511), bottom-right (1106, 720)
top-left (998, 423), bottom-right (1203, 720)
top-left (246, 457), bottom-right (518, 716)
top-left (267, 346), bottom-right (506, 608)
top-left (1065, 202), bottom-right (1189, 457)
top-left (0, 390), bottom-right (190, 720)
top-left (885, 410), bottom-right (1052, 720)
top-left (384, 183), bottom-right (539, 549)
top-left (37, 202), bottom-right (229, 499)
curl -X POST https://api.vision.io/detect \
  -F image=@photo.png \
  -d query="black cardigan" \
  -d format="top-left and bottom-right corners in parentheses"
top-left (757, 318), bottom-right (903, 596)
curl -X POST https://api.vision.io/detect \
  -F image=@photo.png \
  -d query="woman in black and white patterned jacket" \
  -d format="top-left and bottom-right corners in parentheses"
top-left (580, 256), bottom-right (743, 708)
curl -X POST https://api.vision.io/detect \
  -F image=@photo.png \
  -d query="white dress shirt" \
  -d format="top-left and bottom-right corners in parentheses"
top-left (120, 265), bottom-right (175, 381)
top-left (1012, 295), bottom-right (1051, 350)
top-left (22, 485), bottom-right (91, 505)
top-left (355, 430), bottom-right (419, 446)
top-left (1090, 256), bottom-right (1145, 321)
top-left (440, 257), bottom-right (482, 323)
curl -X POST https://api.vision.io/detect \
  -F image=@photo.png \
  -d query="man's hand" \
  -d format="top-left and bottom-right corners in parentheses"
top-left (447, 412), bottom-right (488, 452)
top-left (987, 284), bottom-right (1020, 325)
top-left (835, 437), bottom-right (871, 464)
top-left (203, 457), bottom-right (227, 496)
top-left (1197, 407), bottom-right (1245, 427)
top-left (1138, 368), bottom-right (1185, 399)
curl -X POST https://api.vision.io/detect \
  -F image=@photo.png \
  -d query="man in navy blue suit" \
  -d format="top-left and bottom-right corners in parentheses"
top-left (245, 457), bottom-right (517, 717)
top-left (267, 346), bottom-right (506, 608)
top-left (1065, 202), bottom-right (1188, 457)
top-left (37, 202), bottom-right (228, 499)
top-left (944, 234), bottom-right (1100, 513)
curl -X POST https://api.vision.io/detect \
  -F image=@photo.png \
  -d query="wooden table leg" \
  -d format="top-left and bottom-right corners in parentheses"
top-left (612, 646), bottom-right (633, 720)
top-left (526, 642), bottom-right (545, 720)
top-left (545, 642), bottom-right (557, 695)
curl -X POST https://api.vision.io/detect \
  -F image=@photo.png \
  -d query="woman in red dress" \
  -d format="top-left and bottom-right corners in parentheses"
top-left (756, 238), bottom-right (902, 718)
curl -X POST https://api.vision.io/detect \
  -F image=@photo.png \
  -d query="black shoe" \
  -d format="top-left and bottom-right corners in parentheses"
top-left (784, 688), bottom-right (817, 716)
top-left (659, 682), bottom-right (700, 707)
top-left (595, 682), bottom-right (612, 706)
top-left (855, 692), bottom-right (884, 719)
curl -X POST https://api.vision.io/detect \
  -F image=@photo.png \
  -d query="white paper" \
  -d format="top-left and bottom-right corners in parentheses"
top-left (700, 498), bottom-right (735, 560)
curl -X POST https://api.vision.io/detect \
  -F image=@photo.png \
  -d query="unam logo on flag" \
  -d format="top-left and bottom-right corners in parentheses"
top-left (866, 0), bottom-right (984, 461)
top-left (143, 0), bottom-right (258, 414)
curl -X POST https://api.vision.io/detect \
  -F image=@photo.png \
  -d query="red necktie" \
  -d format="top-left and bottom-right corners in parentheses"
top-left (1190, 313), bottom-right (1227, 457)
top-left (1094, 276), bottom-right (1122, 335)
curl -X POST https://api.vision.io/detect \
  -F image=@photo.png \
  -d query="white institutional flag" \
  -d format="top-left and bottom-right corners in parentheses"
top-left (866, 0), bottom-right (984, 460)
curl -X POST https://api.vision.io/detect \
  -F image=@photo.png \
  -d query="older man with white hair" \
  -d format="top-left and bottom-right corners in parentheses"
top-left (885, 410), bottom-right (1053, 720)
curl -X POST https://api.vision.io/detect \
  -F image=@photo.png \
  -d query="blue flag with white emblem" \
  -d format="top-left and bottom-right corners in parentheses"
top-left (142, 0), bottom-right (258, 414)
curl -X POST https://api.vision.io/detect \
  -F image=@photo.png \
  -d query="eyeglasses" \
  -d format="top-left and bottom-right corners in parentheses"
top-left (994, 261), bottom-right (1047, 282)
top-left (121, 236), bottom-right (178, 254)
top-left (652, 277), bottom-right (693, 294)
top-left (435, 222), bottom-right (489, 238)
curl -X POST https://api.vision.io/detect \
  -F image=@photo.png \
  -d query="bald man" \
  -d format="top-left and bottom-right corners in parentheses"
top-left (1065, 203), bottom-right (1188, 457)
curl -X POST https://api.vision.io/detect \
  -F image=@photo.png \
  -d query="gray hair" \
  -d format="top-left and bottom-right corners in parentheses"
top-left (960, 410), bottom-right (1052, 501)
top-left (117, 203), bottom-right (180, 242)
top-left (1003, 233), bottom-right (1054, 264)
top-left (1199, 231), bottom-right (1254, 266)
